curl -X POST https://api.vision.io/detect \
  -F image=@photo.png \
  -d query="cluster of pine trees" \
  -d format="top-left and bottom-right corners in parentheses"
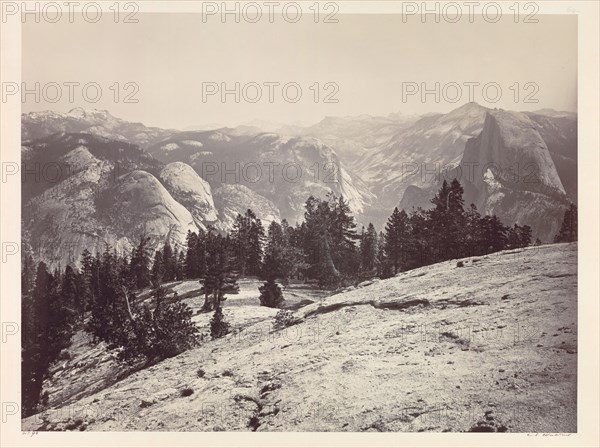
top-left (21, 240), bottom-right (200, 417)
top-left (376, 179), bottom-right (535, 277)
top-left (554, 203), bottom-right (578, 243)
top-left (21, 178), bottom-right (578, 417)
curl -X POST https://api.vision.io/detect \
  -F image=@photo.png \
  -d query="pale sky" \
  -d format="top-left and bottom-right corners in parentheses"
top-left (22, 13), bottom-right (577, 129)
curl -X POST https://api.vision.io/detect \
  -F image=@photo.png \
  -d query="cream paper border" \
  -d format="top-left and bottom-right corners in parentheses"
top-left (1, 1), bottom-right (598, 446)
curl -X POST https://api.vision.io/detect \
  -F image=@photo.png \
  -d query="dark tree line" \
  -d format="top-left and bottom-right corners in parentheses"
top-left (554, 203), bottom-right (577, 243)
top-left (377, 179), bottom-right (535, 277)
top-left (21, 238), bottom-right (198, 417)
top-left (22, 182), bottom-right (575, 416)
top-left (21, 259), bottom-right (77, 417)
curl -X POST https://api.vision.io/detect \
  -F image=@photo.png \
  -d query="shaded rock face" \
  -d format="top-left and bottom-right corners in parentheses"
top-left (159, 162), bottom-right (218, 229)
top-left (465, 110), bottom-right (565, 196)
top-left (355, 102), bottom-right (489, 211)
top-left (100, 170), bottom-right (198, 249)
top-left (360, 105), bottom-right (576, 232)
top-left (212, 184), bottom-right (281, 232)
top-left (398, 185), bottom-right (433, 212)
top-left (525, 112), bottom-right (577, 202)
top-left (459, 110), bottom-right (570, 241)
top-left (21, 105), bottom-right (577, 265)
top-left (22, 134), bottom-right (198, 269)
top-left (148, 131), bottom-right (375, 225)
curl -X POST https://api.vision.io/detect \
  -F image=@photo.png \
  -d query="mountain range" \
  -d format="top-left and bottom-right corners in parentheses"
top-left (21, 103), bottom-right (576, 268)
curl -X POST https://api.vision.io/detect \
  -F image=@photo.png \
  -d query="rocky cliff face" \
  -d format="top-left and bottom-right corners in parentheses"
top-left (355, 102), bottom-right (489, 211)
top-left (149, 131), bottom-right (375, 225)
top-left (22, 134), bottom-right (201, 268)
top-left (159, 162), bottom-right (218, 229)
top-left (212, 184), bottom-right (281, 232)
top-left (99, 170), bottom-right (198, 251)
top-left (525, 112), bottom-right (577, 201)
top-left (22, 105), bottom-right (577, 266)
top-left (459, 110), bottom-right (570, 241)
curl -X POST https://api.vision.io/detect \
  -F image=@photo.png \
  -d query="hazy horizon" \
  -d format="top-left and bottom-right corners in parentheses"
top-left (21, 100), bottom-right (578, 132)
top-left (22, 13), bottom-right (577, 129)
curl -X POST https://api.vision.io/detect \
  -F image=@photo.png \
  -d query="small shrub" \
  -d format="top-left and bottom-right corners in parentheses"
top-left (210, 305), bottom-right (230, 340)
top-left (197, 368), bottom-right (205, 378)
top-left (259, 279), bottom-right (284, 308)
top-left (456, 261), bottom-right (464, 268)
top-left (180, 388), bottom-right (194, 397)
top-left (112, 287), bottom-right (200, 364)
top-left (273, 310), bottom-right (296, 330)
top-left (222, 369), bottom-right (234, 377)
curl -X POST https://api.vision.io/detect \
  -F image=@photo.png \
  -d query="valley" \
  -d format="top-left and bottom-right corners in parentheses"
top-left (20, 103), bottom-right (577, 269)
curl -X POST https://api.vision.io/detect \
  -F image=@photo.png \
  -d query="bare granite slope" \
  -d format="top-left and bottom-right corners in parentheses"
top-left (23, 243), bottom-right (577, 432)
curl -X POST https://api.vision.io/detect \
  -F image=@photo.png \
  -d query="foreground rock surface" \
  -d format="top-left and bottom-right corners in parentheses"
top-left (23, 243), bottom-right (577, 432)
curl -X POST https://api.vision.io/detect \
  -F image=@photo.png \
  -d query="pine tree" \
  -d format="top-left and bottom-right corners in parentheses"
top-left (507, 224), bottom-right (523, 249)
top-left (329, 195), bottom-right (360, 277)
top-left (359, 223), bottom-right (378, 278)
top-left (506, 224), bottom-right (532, 249)
top-left (210, 304), bottom-right (230, 339)
top-left (48, 267), bottom-right (76, 362)
top-left (231, 212), bottom-right (250, 276)
top-left (151, 250), bottom-right (164, 286)
top-left (258, 223), bottom-right (287, 307)
top-left (22, 262), bottom-right (76, 416)
top-left (376, 231), bottom-right (392, 278)
top-left (79, 248), bottom-right (95, 321)
top-left (114, 286), bottom-right (200, 364)
top-left (519, 225), bottom-right (532, 247)
top-left (408, 207), bottom-right (429, 268)
top-left (21, 253), bottom-right (36, 298)
top-left (88, 246), bottom-right (126, 342)
top-left (129, 235), bottom-right (151, 289)
top-left (22, 262), bottom-right (51, 416)
top-left (316, 233), bottom-right (341, 289)
top-left (481, 215), bottom-right (508, 253)
top-left (175, 250), bottom-right (186, 280)
top-left (429, 179), bottom-right (466, 261)
top-left (464, 204), bottom-right (483, 257)
top-left (162, 240), bottom-right (177, 281)
top-left (262, 221), bottom-right (285, 281)
top-left (279, 219), bottom-right (307, 286)
top-left (261, 220), bottom-right (306, 287)
top-left (385, 208), bottom-right (410, 274)
top-left (246, 210), bottom-right (265, 276)
top-left (60, 265), bottom-right (79, 330)
top-left (554, 203), bottom-right (577, 243)
top-left (301, 194), bottom-right (359, 285)
top-left (201, 232), bottom-right (239, 312)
